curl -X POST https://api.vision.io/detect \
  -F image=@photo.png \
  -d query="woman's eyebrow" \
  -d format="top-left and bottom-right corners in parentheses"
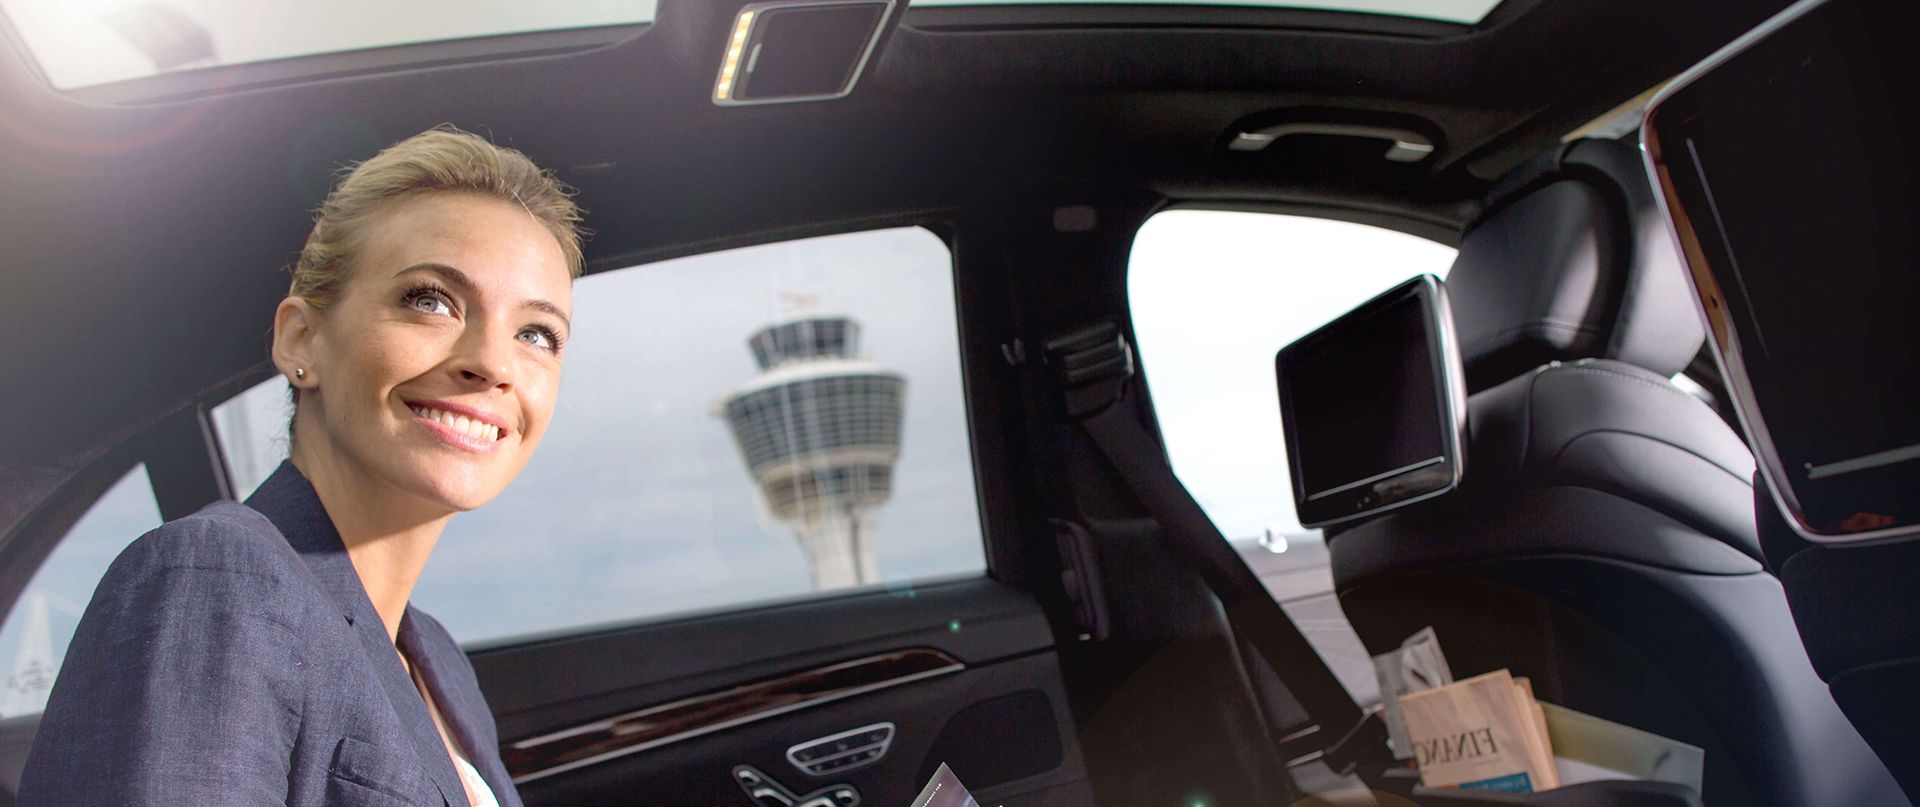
top-left (525, 299), bottom-right (570, 328)
top-left (393, 262), bottom-right (474, 291)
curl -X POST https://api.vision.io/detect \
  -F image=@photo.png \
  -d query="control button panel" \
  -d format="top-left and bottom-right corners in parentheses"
top-left (786, 722), bottom-right (895, 777)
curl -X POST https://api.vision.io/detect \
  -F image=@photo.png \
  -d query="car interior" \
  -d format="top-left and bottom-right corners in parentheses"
top-left (2, 0), bottom-right (1915, 805)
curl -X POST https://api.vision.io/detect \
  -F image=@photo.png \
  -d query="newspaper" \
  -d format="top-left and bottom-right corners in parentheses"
top-left (1398, 669), bottom-right (1560, 793)
top-left (1372, 624), bottom-right (1702, 795)
top-left (1373, 626), bottom-right (1454, 758)
top-left (909, 763), bottom-right (981, 807)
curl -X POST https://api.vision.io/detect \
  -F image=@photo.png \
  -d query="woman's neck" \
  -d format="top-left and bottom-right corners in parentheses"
top-left (290, 448), bottom-right (454, 644)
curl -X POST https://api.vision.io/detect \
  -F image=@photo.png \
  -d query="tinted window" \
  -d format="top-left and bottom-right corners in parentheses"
top-left (214, 226), bottom-right (986, 643)
top-left (1129, 210), bottom-right (1456, 540)
top-left (0, 465), bottom-right (162, 717)
top-left (1129, 210), bottom-right (1455, 706)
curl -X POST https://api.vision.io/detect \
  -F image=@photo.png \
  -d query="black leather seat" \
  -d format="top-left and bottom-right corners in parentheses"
top-left (1758, 477), bottom-right (1920, 802)
top-left (1326, 140), bottom-right (1904, 806)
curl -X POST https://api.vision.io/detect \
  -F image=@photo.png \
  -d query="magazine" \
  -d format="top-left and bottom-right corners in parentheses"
top-left (1398, 669), bottom-right (1560, 793)
top-left (909, 764), bottom-right (981, 807)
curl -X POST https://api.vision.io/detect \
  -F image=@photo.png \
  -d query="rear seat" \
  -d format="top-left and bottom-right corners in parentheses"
top-left (1325, 139), bottom-right (1905, 807)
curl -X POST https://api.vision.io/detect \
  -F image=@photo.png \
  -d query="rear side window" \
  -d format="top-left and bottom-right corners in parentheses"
top-left (1129, 210), bottom-right (1457, 542)
top-left (214, 226), bottom-right (987, 644)
top-left (0, 465), bottom-right (162, 717)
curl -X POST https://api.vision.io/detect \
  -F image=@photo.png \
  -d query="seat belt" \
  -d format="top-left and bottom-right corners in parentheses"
top-left (1044, 321), bottom-right (1391, 772)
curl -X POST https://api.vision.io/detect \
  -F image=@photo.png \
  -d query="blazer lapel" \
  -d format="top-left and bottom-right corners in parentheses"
top-left (248, 462), bottom-right (467, 806)
top-left (399, 608), bottom-right (522, 807)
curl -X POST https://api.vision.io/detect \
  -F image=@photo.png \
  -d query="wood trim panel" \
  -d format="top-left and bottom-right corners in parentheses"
top-left (503, 648), bottom-right (963, 783)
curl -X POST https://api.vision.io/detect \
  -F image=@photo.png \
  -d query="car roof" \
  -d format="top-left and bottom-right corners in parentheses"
top-left (0, 0), bottom-right (1787, 527)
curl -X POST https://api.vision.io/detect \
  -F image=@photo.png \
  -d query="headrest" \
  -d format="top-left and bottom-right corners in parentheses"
top-left (1446, 139), bottom-right (1706, 391)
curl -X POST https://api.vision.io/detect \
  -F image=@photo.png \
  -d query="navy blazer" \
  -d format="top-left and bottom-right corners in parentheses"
top-left (20, 462), bottom-right (523, 806)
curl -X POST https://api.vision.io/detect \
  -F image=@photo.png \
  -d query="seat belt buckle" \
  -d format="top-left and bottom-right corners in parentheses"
top-left (1049, 519), bottom-right (1111, 641)
top-left (1043, 322), bottom-right (1135, 418)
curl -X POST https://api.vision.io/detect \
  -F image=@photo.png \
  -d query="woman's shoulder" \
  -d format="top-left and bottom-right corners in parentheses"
top-left (100, 501), bottom-right (308, 601)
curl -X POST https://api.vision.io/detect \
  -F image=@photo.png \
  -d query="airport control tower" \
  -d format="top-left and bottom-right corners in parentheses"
top-left (720, 313), bottom-right (905, 590)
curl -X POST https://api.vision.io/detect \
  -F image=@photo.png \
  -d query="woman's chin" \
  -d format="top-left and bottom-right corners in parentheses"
top-left (394, 462), bottom-right (509, 514)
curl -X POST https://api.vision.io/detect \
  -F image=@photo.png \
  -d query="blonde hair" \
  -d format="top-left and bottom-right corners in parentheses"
top-left (289, 125), bottom-right (586, 312)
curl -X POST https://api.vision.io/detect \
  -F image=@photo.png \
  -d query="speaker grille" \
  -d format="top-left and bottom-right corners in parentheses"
top-left (917, 690), bottom-right (1065, 790)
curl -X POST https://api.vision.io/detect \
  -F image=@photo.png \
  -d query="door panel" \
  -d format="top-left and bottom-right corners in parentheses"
top-left (471, 578), bottom-right (1093, 806)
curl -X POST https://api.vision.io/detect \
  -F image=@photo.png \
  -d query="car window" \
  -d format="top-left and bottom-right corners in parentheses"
top-left (213, 226), bottom-right (987, 644)
top-left (0, 464), bottom-right (162, 718)
top-left (1129, 210), bottom-right (1457, 544)
top-left (1129, 211), bottom-right (1456, 704)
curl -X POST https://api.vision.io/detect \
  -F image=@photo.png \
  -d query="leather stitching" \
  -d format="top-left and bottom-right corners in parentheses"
top-left (1463, 321), bottom-right (1600, 357)
top-left (1543, 364), bottom-right (1697, 401)
top-left (1548, 428), bottom-right (1755, 488)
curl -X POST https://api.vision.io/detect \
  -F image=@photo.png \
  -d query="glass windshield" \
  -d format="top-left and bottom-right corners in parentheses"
top-left (908, 0), bottom-right (1503, 25)
top-left (0, 0), bottom-right (656, 90)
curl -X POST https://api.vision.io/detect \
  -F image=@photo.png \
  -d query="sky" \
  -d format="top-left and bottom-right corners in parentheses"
top-left (1129, 210), bottom-right (1456, 540)
top-left (0, 211), bottom-right (1456, 716)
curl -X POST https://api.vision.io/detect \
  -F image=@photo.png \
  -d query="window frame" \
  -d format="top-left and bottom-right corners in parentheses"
top-left (0, 449), bottom-right (165, 703)
top-left (0, 395), bottom-right (235, 634)
top-left (0, 453), bottom-right (141, 636)
top-left (194, 220), bottom-right (1007, 645)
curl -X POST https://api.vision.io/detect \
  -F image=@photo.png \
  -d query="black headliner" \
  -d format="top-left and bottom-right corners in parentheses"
top-left (0, 0), bottom-right (1787, 529)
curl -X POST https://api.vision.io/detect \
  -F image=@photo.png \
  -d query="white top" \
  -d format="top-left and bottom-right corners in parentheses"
top-left (452, 755), bottom-right (501, 807)
top-left (409, 661), bottom-right (501, 807)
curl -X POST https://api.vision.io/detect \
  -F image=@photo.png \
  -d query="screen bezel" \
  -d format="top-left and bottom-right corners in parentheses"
top-left (1276, 274), bottom-right (1468, 529)
top-left (1642, 0), bottom-right (1920, 545)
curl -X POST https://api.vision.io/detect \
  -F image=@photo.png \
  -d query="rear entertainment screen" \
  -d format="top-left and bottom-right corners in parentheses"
top-left (1277, 275), bottom-right (1465, 528)
top-left (1645, 0), bottom-right (1920, 541)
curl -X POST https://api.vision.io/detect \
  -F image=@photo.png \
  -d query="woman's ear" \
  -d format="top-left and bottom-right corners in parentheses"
top-left (272, 297), bottom-right (319, 389)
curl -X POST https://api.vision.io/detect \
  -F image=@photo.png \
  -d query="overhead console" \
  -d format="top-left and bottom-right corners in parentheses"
top-left (1275, 274), bottom-right (1467, 528)
top-left (1644, 0), bottom-right (1920, 543)
top-left (712, 0), bottom-right (897, 106)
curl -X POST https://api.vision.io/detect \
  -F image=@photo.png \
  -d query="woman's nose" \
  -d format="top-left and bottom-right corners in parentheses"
top-left (450, 324), bottom-right (516, 390)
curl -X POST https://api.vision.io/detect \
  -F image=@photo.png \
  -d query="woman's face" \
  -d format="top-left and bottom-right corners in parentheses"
top-left (286, 191), bottom-right (574, 513)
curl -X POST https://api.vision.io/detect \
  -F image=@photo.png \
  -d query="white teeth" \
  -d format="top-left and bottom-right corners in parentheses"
top-left (411, 405), bottom-right (502, 441)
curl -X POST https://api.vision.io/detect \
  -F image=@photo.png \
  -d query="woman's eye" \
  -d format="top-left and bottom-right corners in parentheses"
top-left (518, 328), bottom-right (557, 352)
top-left (405, 290), bottom-right (454, 316)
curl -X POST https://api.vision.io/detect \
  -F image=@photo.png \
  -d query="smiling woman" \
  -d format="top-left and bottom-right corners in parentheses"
top-left (17, 126), bottom-right (583, 807)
